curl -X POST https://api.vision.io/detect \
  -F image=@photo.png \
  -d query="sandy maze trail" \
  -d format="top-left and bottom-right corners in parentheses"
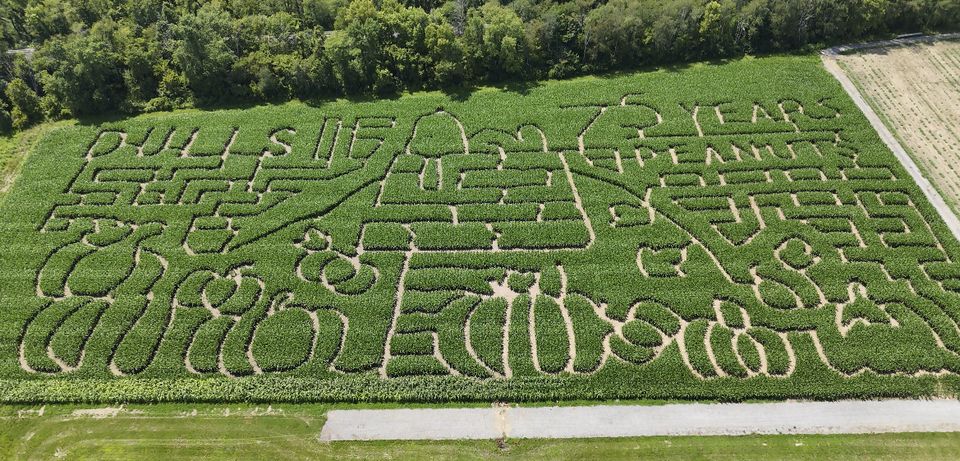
top-left (4, 56), bottom-right (960, 402)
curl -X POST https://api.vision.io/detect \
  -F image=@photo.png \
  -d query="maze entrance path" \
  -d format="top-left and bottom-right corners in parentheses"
top-left (3, 56), bottom-right (960, 403)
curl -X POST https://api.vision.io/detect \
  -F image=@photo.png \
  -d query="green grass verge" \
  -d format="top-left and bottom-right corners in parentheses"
top-left (0, 122), bottom-right (71, 202)
top-left (3, 55), bottom-right (960, 403)
top-left (2, 404), bottom-right (959, 460)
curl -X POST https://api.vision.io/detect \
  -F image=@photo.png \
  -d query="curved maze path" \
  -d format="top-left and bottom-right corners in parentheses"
top-left (4, 57), bottom-right (960, 402)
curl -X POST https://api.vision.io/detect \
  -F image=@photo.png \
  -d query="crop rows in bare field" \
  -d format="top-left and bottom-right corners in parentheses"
top-left (2, 56), bottom-right (960, 403)
top-left (836, 40), bottom-right (960, 215)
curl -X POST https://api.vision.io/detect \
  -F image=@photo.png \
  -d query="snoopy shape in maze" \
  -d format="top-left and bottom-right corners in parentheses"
top-left (364, 109), bottom-right (603, 377)
top-left (362, 109), bottom-right (796, 379)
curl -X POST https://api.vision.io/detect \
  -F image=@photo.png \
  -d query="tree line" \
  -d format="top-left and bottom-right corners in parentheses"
top-left (0, 0), bottom-right (957, 133)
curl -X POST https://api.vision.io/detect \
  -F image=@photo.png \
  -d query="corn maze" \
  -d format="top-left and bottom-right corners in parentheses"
top-left (3, 57), bottom-right (960, 402)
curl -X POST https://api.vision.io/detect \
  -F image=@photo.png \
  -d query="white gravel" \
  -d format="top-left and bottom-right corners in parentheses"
top-left (319, 400), bottom-right (960, 440)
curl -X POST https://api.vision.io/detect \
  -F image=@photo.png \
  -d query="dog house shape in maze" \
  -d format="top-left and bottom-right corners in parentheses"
top-left (366, 110), bottom-right (595, 252)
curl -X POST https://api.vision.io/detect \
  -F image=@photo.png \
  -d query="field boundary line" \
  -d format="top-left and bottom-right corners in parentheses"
top-left (821, 50), bottom-right (960, 243)
top-left (318, 400), bottom-right (960, 440)
top-left (822, 33), bottom-right (960, 56)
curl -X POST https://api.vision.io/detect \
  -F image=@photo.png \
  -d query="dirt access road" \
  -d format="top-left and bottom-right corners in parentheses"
top-left (320, 400), bottom-right (960, 440)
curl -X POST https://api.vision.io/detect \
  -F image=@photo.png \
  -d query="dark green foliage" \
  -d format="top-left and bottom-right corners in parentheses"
top-left (3, 0), bottom-right (955, 133)
top-left (566, 294), bottom-right (612, 372)
top-left (469, 298), bottom-right (507, 374)
top-left (251, 309), bottom-right (314, 372)
top-left (4, 78), bottom-right (42, 130)
top-left (533, 296), bottom-right (569, 373)
top-left (48, 300), bottom-right (107, 368)
top-left (33, 26), bottom-right (126, 117)
top-left (189, 316), bottom-right (233, 373)
top-left (710, 325), bottom-right (748, 378)
top-left (622, 320), bottom-right (662, 347)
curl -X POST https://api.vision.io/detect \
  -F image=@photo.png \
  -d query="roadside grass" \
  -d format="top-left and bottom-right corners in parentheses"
top-left (0, 121), bottom-right (71, 201)
top-left (1, 404), bottom-right (959, 460)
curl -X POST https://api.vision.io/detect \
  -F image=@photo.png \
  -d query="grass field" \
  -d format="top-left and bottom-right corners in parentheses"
top-left (3, 55), bottom-right (960, 403)
top-left (836, 39), bottom-right (960, 214)
top-left (3, 404), bottom-right (960, 460)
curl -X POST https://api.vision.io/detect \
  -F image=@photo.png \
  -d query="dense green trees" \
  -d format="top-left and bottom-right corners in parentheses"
top-left (326, 0), bottom-right (432, 93)
top-left (172, 5), bottom-right (238, 103)
top-left (4, 77), bottom-right (41, 129)
top-left (0, 0), bottom-right (957, 133)
top-left (32, 20), bottom-right (126, 117)
top-left (462, 2), bottom-right (527, 80)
